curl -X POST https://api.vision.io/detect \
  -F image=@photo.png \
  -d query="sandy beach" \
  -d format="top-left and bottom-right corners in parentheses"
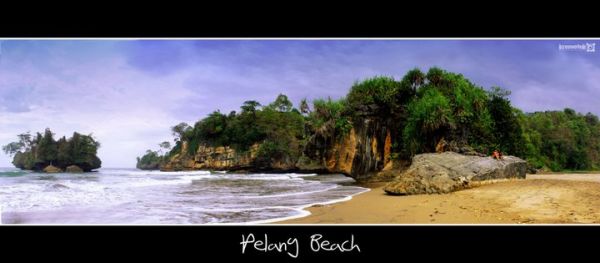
top-left (279, 173), bottom-right (600, 224)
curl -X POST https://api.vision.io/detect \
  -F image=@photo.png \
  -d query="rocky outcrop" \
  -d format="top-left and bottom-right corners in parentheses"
top-left (361, 159), bottom-right (412, 183)
top-left (137, 162), bottom-right (160, 170)
top-left (300, 117), bottom-right (394, 180)
top-left (161, 115), bottom-right (396, 177)
top-left (161, 142), bottom-right (261, 171)
top-left (65, 165), bottom-right (84, 173)
top-left (43, 165), bottom-right (63, 173)
top-left (384, 152), bottom-right (527, 195)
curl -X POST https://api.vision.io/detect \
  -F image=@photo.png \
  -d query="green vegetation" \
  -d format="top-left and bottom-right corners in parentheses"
top-left (136, 141), bottom-right (171, 170)
top-left (143, 67), bottom-right (600, 173)
top-left (138, 94), bottom-right (306, 169)
top-left (519, 109), bottom-right (600, 171)
top-left (305, 97), bottom-right (351, 139)
top-left (404, 87), bottom-right (455, 154)
top-left (136, 150), bottom-right (163, 170)
top-left (3, 128), bottom-right (101, 172)
top-left (403, 68), bottom-right (495, 155)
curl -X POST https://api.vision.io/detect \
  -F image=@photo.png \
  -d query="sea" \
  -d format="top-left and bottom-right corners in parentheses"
top-left (0, 167), bottom-right (368, 224)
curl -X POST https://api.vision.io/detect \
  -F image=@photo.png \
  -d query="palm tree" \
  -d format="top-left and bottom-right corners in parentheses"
top-left (402, 68), bottom-right (425, 94)
top-left (300, 98), bottom-right (311, 115)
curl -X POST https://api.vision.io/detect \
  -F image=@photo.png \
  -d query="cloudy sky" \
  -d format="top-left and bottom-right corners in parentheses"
top-left (1, 39), bottom-right (599, 168)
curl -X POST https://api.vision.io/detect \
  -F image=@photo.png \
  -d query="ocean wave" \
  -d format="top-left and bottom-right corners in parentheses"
top-left (0, 169), bottom-right (364, 224)
top-left (213, 173), bottom-right (318, 181)
top-left (0, 170), bottom-right (29, 177)
top-left (244, 187), bottom-right (371, 224)
top-left (99, 169), bottom-right (212, 177)
top-left (240, 184), bottom-right (339, 199)
top-left (0, 181), bottom-right (129, 212)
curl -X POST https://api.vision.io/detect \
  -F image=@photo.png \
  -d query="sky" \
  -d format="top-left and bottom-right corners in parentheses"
top-left (1, 39), bottom-right (599, 168)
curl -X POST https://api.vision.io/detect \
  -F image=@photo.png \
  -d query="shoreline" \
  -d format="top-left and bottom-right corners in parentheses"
top-left (277, 173), bottom-right (600, 224)
top-left (245, 187), bottom-right (372, 224)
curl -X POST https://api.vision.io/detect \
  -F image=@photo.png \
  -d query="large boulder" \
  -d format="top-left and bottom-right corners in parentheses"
top-left (43, 165), bottom-right (63, 173)
top-left (65, 165), bottom-right (84, 173)
top-left (384, 152), bottom-right (527, 195)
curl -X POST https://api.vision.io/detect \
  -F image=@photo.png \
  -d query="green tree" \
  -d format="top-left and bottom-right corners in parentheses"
top-left (307, 97), bottom-right (351, 139)
top-left (299, 98), bottom-right (310, 115)
top-left (487, 87), bottom-right (524, 155)
top-left (158, 141), bottom-right (171, 155)
top-left (56, 136), bottom-right (71, 167)
top-left (67, 132), bottom-right (101, 171)
top-left (519, 109), bottom-right (600, 171)
top-left (3, 129), bottom-right (101, 172)
top-left (401, 68), bottom-right (425, 94)
top-left (346, 76), bottom-right (403, 117)
top-left (3, 132), bottom-right (32, 156)
top-left (36, 128), bottom-right (58, 167)
top-left (136, 149), bottom-right (162, 170)
top-left (171, 122), bottom-right (192, 142)
top-left (425, 67), bottom-right (446, 87)
top-left (2, 142), bottom-right (23, 156)
top-left (240, 100), bottom-right (261, 114)
top-left (404, 88), bottom-right (455, 154)
top-left (270, 94), bottom-right (293, 112)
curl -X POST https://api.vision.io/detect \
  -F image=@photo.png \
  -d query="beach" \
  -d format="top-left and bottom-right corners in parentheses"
top-left (278, 173), bottom-right (600, 224)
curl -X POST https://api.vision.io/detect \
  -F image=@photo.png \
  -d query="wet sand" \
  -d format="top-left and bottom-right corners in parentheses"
top-left (278, 173), bottom-right (600, 224)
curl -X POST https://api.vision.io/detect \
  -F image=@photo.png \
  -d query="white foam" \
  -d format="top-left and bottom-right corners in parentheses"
top-left (188, 205), bottom-right (300, 213)
top-left (286, 173), bottom-right (318, 177)
top-left (98, 169), bottom-right (212, 177)
top-left (0, 169), bottom-right (367, 224)
top-left (240, 184), bottom-right (339, 199)
top-left (0, 181), bottom-right (129, 212)
top-left (177, 174), bottom-right (215, 181)
top-left (218, 173), bottom-right (316, 181)
top-left (242, 187), bottom-right (371, 224)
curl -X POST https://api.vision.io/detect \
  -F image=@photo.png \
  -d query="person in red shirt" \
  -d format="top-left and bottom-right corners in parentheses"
top-left (492, 150), bottom-right (501, 160)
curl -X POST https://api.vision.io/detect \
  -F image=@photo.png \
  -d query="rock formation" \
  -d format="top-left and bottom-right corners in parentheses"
top-left (299, 117), bottom-right (394, 180)
top-left (136, 162), bottom-right (160, 170)
top-left (161, 116), bottom-right (395, 179)
top-left (43, 165), bottom-right (63, 173)
top-left (161, 142), bottom-right (262, 171)
top-left (384, 152), bottom-right (527, 195)
top-left (65, 165), bottom-right (84, 173)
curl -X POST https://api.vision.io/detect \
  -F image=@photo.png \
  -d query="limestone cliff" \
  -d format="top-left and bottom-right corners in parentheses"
top-left (161, 142), bottom-right (260, 171)
top-left (299, 117), bottom-right (394, 180)
top-left (161, 115), bottom-right (395, 178)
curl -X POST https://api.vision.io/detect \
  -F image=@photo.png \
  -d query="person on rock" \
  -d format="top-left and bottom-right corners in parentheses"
top-left (492, 149), bottom-right (503, 160)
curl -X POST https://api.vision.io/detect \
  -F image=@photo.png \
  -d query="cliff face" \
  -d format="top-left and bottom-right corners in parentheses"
top-left (161, 142), bottom-right (260, 171)
top-left (162, 116), bottom-right (395, 179)
top-left (299, 117), bottom-right (394, 180)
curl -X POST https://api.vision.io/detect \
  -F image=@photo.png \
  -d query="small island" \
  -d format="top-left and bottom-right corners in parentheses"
top-left (2, 128), bottom-right (102, 173)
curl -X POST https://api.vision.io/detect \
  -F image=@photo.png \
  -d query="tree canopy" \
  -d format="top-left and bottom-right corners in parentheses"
top-left (3, 129), bottom-right (101, 172)
top-left (139, 67), bottom-right (600, 172)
